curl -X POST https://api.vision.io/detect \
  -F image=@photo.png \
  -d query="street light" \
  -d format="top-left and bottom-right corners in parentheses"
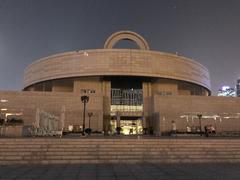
top-left (81, 95), bottom-right (89, 136)
top-left (197, 114), bottom-right (203, 136)
top-left (88, 112), bottom-right (93, 129)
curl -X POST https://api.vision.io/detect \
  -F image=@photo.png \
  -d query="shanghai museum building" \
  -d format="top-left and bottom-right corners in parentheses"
top-left (0, 31), bottom-right (240, 136)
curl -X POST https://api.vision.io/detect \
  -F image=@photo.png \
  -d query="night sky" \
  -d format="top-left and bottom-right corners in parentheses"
top-left (0, 0), bottom-right (240, 95)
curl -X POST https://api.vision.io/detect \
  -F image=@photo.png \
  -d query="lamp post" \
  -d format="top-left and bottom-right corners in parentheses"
top-left (81, 95), bottom-right (89, 136)
top-left (88, 112), bottom-right (93, 129)
top-left (197, 114), bottom-right (203, 136)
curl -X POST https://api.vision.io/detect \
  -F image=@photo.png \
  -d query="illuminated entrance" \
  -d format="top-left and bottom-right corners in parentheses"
top-left (110, 116), bottom-right (143, 135)
top-left (109, 76), bottom-right (144, 135)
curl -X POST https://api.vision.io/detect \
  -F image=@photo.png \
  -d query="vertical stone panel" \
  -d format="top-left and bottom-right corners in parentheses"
top-left (142, 82), bottom-right (152, 128)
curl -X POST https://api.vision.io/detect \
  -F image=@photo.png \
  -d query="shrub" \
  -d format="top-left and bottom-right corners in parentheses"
top-left (85, 128), bottom-right (92, 135)
top-left (0, 119), bottom-right (4, 125)
top-left (6, 118), bottom-right (23, 125)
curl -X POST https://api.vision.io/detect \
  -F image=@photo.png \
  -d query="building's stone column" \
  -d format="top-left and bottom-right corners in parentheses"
top-left (142, 82), bottom-right (152, 129)
top-left (102, 80), bottom-right (111, 133)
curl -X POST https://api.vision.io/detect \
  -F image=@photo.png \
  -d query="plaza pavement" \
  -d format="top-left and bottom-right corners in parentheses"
top-left (0, 163), bottom-right (240, 180)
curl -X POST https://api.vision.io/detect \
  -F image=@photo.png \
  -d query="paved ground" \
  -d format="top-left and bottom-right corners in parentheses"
top-left (0, 163), bottom-right (240, 180)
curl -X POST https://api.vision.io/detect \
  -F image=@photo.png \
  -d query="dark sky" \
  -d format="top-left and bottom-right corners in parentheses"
top-left (0, 0), bottom-right (240, 95)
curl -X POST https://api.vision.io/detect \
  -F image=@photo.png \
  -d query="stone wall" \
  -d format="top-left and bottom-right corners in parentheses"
top-left (153, 95), bottom-right (240, 134)
top-left (0, 91), bottom-right (103, 133)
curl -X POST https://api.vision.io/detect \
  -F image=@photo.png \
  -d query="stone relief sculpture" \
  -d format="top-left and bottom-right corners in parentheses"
top-left (31, 106), bottom-right (65, 137)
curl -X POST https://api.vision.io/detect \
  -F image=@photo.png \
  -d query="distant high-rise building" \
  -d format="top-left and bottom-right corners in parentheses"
top-left (237, 78), bottom-right (240, 97)
top-left (218, 86), bottom-right (236, 97)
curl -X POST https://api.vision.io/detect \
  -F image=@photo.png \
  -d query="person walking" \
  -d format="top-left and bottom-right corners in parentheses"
top-left (171, 121), bottom-right (177, 137)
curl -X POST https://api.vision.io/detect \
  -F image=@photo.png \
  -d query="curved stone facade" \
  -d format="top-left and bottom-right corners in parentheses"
top-left (23, 49), bottom-right (210, 93)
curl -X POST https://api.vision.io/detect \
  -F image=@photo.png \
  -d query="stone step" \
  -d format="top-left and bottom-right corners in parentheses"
top-left (0, 158), bottom-right (240, 165)
top-left (0, 146), bottom-right (239, 150)
top-left (1, 138), bottom-right (240, 142)
top-left (0, 138), bottom-right (240, 164)
top-left (0, 139), bottom-right (236, 142)
top-left (1, 149), bottom-right (240, 155)
top-left (0, 155), bottom-right (240, 161)
top-left (1, 149), bottom-right (239, 153)
top-left (1, 142), bottom-right (240, 146)
top-left (0, 142), bottom-right (239, 149)
top-left (1, 144), bottom-right (240, 148)
top-left (1, 151), bottom-right (239, 157)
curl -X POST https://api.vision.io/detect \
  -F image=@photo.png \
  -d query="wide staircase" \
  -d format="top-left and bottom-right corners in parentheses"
top-left (0, 138), bottom-right (240, 164)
